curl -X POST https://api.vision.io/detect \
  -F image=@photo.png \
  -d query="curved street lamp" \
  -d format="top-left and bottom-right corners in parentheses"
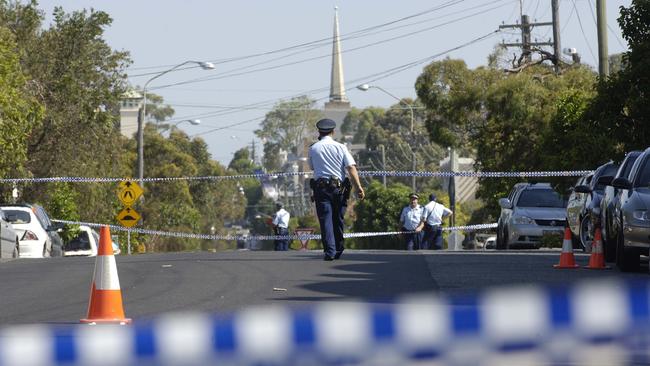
top-left (357, 83), bottom-right (416, 191)
top-left (138, 61), bottom-right (214, 185)
top-left (356, 84), bottom-right (414, 133)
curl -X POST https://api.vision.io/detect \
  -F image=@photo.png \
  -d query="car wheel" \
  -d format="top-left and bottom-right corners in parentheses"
top-left (496, 224), bottom-right (505, 250)
top-left (579, 215), bottom-right (593, 253)
top-left (502, 226), bottom-right (510, 250)
top-left (42, 244), bottom-right (51, 258)
top-left (616, 225), bottom-right (639, 272)
top-left (603, 226), bottom-right (616, 263)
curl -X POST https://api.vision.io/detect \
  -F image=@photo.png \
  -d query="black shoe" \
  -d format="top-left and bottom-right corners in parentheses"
top-left (323, 255), bottom-right (335, 261)
top-left (334, 251), bottom-right (343, 259)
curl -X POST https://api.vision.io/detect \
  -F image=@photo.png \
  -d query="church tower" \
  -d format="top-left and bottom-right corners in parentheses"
top-left (323, 7), bottom-right (351, 137)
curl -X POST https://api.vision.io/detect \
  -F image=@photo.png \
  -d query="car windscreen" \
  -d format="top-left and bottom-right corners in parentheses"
top-left (595, 164), bottom-right (619, 192)
top-left (3, 210), bottom-right (31, 224)
top-left (634, 157), bottom-right (650, 188)
top-left (516, 189), bottom-right (566, 208)
top-left (66, 231), bottom-right (92, 251)
top-left (621, 154), bottom-right (641, 179)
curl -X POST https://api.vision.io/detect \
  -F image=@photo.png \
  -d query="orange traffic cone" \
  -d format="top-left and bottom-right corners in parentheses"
top-left (80, 226), bottom-right (131, 324)
top-left (584, 228), bottom-right (610, 270)
top-left (554, 227), bottom-right (579, 269)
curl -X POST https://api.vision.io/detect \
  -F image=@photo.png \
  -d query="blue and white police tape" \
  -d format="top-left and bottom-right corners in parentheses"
top-left (0, 169), bottom-right (593, 184)
top-left (1, 279), bottom-right (649, 366)
top-left (52, 219), bottom-right (498, 242)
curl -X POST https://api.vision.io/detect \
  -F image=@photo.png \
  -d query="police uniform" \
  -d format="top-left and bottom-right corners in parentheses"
top-left (399, 193), bottom-right (423, 250)
top-left (309, 118), bottom-right (356, 260)
top-left (272, 203), bottom-right (290, 251)
top-left (420, 194), bottom-right (452, 250)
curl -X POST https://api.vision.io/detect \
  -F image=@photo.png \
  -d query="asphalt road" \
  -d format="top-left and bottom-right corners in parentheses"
top-left (0, 249), bottom-right (648, 325)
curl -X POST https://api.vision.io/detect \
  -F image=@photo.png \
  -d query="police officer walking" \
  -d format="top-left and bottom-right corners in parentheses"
top-left (309, 118), bottom-right (365, 261)
top-left (399, 193), bottom-right (423, 250)
top-left (416, 193), bottom-right (453, 250)
top-left (272, 202), bottom-right (290, 251)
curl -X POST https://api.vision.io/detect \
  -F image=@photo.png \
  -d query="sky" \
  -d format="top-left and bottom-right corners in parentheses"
top-left (37, 0), bottom-right (631, 166)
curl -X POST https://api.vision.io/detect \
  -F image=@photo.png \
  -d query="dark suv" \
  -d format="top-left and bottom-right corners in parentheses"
top-left (567, 162), bottom-right (618, 252)
top-left (611, 147), bottom-right (650, 271)
top-left (600, 151), bottom-right (642, 261)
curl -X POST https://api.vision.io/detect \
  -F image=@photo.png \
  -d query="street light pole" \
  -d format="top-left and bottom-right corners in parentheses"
top-left (357, 84), bottom-right (416, 191)
top-left (138, 60), bottom-right (214, 186)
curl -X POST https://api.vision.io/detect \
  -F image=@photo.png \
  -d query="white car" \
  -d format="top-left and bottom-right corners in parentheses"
top-left (0, 210), bottom-right (19, 258)
top-left (64, 225), bottom-right (120, 257)
top-left (1, 204), bottom-right (64, 258)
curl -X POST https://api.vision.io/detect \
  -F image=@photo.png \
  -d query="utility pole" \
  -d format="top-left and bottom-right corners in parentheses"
top-left (500, 7), bottom-right (559, 72)
top-left (250, 139), bottom-right (256, 165)
top-left (551, 0), bottom-right (562, 73)
top-left (411, 151), bottom-right (417, 192)
top-left (596, 0), bottom-right (609, 77)
top-left (380, 145), bottom-right (386, 188)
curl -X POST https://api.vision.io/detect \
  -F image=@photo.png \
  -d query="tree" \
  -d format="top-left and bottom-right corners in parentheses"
top-left (576, 0), bottom-right (650, 161)
top-left (0, 27), bottom-right (43, 188)
top-left (0, 3), bottom-right (132, 224)
top-left (255, 96), bottom-right (322, 171)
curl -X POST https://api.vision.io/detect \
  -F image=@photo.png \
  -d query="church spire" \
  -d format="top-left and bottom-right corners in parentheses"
top-left (329, 6), bottom-right (348, 103)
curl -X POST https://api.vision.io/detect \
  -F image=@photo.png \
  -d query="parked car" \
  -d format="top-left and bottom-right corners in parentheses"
top-left (484, 236), bottom-right (497, 250)
top-left (600, 151), bottom-right (642, 262)
top-left (566, 172), bottom-right (592, 249)
top-left (0, 209), bottom-right (19, 258)
top-left (496, 183), bottom-right (567, 249)
top-left (566, 162), bottom-right (618, 252)
top-left (611, 147), bottom-right (650, 271)
top-left (1, 204), bottom-right (64, 258)
top-left (64, 225), bottom-right (121, 257)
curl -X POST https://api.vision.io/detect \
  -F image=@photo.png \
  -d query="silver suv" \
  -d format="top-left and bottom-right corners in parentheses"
top-left (496, 183), bottom-right (567, 249)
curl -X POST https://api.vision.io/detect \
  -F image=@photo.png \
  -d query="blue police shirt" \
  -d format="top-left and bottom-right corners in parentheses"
top-left (309, 136), bottom-right (356, 181)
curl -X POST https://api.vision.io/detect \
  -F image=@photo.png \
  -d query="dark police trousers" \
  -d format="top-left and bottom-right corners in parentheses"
top-left (402, 228), bottom-right (422, 251)
top-left (421, 224), bottom-right (443, 250)
top-left (314, 184), bottom-right (348, 258)
top-left (274, 227), bottom-right (289, 251)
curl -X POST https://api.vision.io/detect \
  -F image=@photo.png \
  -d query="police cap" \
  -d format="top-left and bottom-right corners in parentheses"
top-left (409, 193), bottom-right (419, 199)
top-left (316, 118), bottom-right (336, 132)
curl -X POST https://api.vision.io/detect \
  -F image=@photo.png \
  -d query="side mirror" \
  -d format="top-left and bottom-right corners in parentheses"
top-left (611, 177), bottom-right (632, 190)
top-left (498, 198), bottom-right (512, 209)
top-left (597, 175), bottom-right (614, 186)
top-left (574, 184), bottom-right (591, 193)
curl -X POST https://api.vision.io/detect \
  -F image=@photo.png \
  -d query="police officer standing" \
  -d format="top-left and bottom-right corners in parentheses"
top-left (272, 202), bottom-right (290, 251)
top-left (416, 193), bottom-right (453, 250)
top-left (309, 118), bottom-right (365, 261)
top-left (399, 193), bottom-right (423, 250)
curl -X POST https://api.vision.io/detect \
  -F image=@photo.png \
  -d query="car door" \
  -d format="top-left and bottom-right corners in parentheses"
top-left (567, 175), bottom-right (588, 235)
top-left (0, 212), bottom-right (14, 257)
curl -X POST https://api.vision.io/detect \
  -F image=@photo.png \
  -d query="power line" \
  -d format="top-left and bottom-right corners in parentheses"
top-left (179, 30), bottom-right (500, 136)
top-left (128, 0), bottom-right (469, 76)
top-left (147, 1), bottom-right (511, 91)
top-left (571, 0), bottom-right (597, 65)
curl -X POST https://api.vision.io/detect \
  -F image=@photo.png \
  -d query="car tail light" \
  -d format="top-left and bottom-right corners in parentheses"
top-left (21, 230), bottom-right (38, 241)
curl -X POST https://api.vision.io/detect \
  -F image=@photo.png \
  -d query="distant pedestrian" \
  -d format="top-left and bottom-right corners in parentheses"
top-left (272, 202), bottom-right (290, 251)
top-left (309, 118), bottom-right (365, 261)
top-left (399, 193), bottom-right (424, 250)
top-left (416, 194), bottom-right (453, 250)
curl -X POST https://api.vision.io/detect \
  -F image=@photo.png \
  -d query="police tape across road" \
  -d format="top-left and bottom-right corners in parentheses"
top-left (1, 279), bottom-right (649, 366)
top-left (0, 169), bottom-right (593, 184)
top-left (52, 219), bottom-right (498, 242)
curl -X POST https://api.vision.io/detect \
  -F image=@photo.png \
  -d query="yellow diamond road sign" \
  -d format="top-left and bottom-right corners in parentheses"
top-left (117, 207), bottom-right (141, 228)
top-left (118, 180), bottom-right (143, 207)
